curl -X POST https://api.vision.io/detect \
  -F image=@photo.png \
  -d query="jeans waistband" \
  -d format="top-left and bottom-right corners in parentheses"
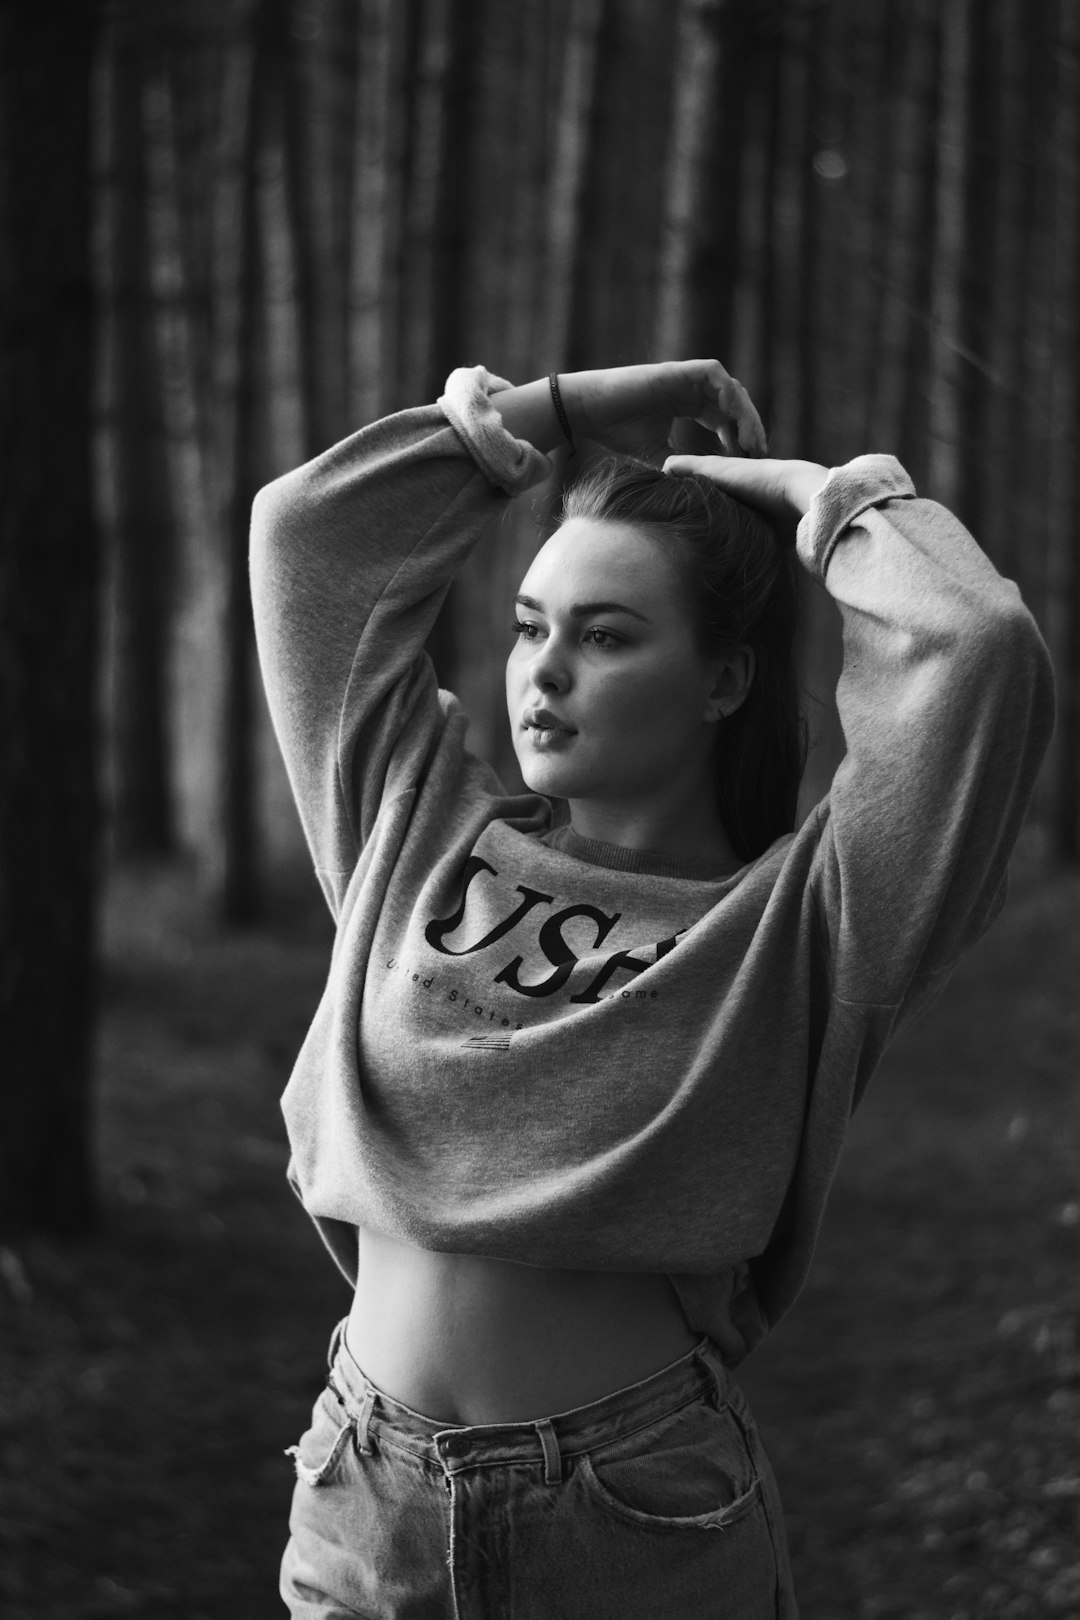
top-left (322, 1317), bottom-right (731, 1487)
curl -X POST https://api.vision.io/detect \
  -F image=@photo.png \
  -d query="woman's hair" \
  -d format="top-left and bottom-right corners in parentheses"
top-left (560, 457), bottom-right (805, 862)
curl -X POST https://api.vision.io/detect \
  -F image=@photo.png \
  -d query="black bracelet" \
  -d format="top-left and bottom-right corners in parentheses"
top-left (549, 373), bottom-right (576, 455)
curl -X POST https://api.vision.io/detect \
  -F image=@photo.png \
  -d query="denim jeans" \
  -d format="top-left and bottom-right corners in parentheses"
top-left (280, 1317), bottom-right (799, 1618)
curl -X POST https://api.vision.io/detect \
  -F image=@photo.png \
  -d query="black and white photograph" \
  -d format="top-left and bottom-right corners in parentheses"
top-left (0, 1), bottom-right (1077, 1616)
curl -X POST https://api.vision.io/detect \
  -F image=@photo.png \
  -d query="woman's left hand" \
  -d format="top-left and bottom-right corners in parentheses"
top-left (566, 360), bottom-right (768, 461)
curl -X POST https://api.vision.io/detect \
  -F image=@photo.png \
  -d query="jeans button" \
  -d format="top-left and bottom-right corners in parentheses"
top-left (442, 1435), bottom-right (467, 1458)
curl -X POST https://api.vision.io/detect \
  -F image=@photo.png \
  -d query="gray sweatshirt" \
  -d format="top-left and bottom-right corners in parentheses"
top-left (251, 366), bottom-right (1054, 1363)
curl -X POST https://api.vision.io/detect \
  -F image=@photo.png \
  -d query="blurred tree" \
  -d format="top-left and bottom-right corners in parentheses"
top-left (542, 0), bottom-right (606, 367)
top-left (794, 0), bottom-right (827, 457)
top-left (928, 0), bottom-right (971, 511)
top-left (984, 0), bottom-right (1040, 585)
top-left (274, 0), bottom-right (353, 457)
top-left (741, 1), bottom-right (784, 434)
top-left (418, 0), bottom-right (485, 689)
top-left (102, 0), bottom-right (178, 860)
top-left (1046, 0), bottom-right (1079, 861)
top-left (0, 0), bottom-right (102, 1231)
top-left (427, 0), bottom-right (483, 399)
top-left (953, 0), bottom-right (1000, 542)
top-left (654, 0), bottom-right (724, 362)
top-left (221, 0), bottom-right (276, 924)
top-left (866, 0), bottom-right (939, 482)
top-left (843, 0), bottom-right (898, 451)
top-left (139, 0), bottom-right (273, 923)
top-left (349, 0), bottom-right (402, 424)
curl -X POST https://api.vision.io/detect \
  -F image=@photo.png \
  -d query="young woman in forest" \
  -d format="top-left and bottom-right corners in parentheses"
top-left (252, 359), bottom-right (1053, 1618)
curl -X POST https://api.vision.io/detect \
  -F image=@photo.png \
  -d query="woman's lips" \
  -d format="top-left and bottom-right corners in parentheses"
top-left (522, 708), bottom-right (576, 746)
top-left (523, 707), bottom-right (574, 730)
top-left (526, 726), bottom-right (574, 749)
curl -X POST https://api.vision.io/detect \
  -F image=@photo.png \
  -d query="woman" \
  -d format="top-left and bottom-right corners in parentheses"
top-left (251, 360), bottom-right (1054, 1618)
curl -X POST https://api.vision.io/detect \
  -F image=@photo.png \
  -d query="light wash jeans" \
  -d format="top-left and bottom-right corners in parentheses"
top-left (281, 1317), bottom-right (799, 1618)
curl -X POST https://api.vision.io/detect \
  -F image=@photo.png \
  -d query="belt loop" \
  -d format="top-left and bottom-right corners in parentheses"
top-left (354, 1384), bottom-right (377, 1454)
top-left (327, 1317), bottom-right (346, 1369)
top-left (534, 1418), bottom-right (562, 1485)
top-left (694, 1338), bottom-right (728, 1406)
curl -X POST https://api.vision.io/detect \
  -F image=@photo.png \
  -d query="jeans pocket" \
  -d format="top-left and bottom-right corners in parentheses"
top-left (578, 1394), bottom-right (762, 1531)
top-left (285, 1384), bottom-right (358, 1489)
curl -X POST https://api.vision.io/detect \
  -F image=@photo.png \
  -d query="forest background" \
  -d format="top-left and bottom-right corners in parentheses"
top-left (1, 0), bottom-right (1079, 1616)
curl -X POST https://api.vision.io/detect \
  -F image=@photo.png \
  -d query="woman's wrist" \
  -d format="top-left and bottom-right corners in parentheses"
top-left (785, 462), bottom-right (830, 517)
top-left (488, 367), bottom-right (651, 451)
top-left (488, 377), bottom-right (566, 454)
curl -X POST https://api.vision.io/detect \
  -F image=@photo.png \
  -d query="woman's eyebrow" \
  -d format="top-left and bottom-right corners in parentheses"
top-left (514, 592), bottom-right (652, 623)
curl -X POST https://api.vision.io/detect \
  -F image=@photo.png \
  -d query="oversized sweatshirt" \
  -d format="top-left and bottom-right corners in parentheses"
top-left (250, 366), bottom-right (1055, 1364)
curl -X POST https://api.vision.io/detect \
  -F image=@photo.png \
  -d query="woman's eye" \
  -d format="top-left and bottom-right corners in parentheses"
top-left (511, 619), bottom-right (541, 640)
top-left (583, 627), bottom-right (619, 648)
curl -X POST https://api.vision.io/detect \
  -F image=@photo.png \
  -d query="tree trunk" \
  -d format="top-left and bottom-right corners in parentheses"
top-left (1046, 0), bottom-right (1080, 860)
top-left (221, 0), bottom-right (275, 927)
top-left (483, 0), bottom-right (554, 380)
top-left (349, 0), bottom-right (404, 426)
top-left (1013, 0), bottom-right (1057, 635)
top-left (653, 0), bottom-right (724, 362)
top-left (747, 2), bottom-right (784, 435)
top-left (927, 0), bottom-right (971, 510)
top-left (141, 60), bottom-right (223, 872)
top-left (274, 0), bottom-right (349, 457)
top-left (541, 0), bottom-right (606, 368)
top-left (102, 2), bottom-right (177, 860)
top-left (896, 3), bottom-right (941, 488)
top-left (395, 0), bottom-right (444, 407)
top-left (953, 0), bottom-right (1000, 539)
top-left (862, 2), bottom-right (939, 469)
top-left (794, 0), bottom-right (829, 459)
top-left (427, 0), bottom-right (483, 398)
top-left (276, 0), bottom-right (322, 461)
top-left (0, 0), bottom-right (101, 1234)
top-left (765, 0), bottom-right (812, 455)
top-left (982, 0), bottom-right (1032, 580)
top-left (842, 0), bottom-right (897, 454)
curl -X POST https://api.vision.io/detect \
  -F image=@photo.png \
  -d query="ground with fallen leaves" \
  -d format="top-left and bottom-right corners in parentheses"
top-left (0, 857), bottom-right (1077, 1620)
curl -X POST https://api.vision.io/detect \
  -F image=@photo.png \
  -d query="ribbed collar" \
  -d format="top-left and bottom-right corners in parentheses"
top-left (544, 823), bottom-right (741, 882)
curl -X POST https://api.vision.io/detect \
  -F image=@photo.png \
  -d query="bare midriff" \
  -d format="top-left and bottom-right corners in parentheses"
top-left (345, 1225), bottom-right (700, 1426)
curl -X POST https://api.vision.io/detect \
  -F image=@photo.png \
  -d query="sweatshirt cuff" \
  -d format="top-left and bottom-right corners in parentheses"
top-left (796, 454), bottom-right (916, 580)
top-left (438, 365), bottom-right (553, 495)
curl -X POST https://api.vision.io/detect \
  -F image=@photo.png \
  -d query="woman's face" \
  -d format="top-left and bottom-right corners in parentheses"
top-left (506, 518), bottom-right (739, 812)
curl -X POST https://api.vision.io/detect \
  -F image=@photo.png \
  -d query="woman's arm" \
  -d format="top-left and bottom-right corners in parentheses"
top-left (250, 370), bottom-right (548, 912)
top-left (492, 359), bottom-right (767, 460)
top-left (666, 451), bottom-right (1056, 1014)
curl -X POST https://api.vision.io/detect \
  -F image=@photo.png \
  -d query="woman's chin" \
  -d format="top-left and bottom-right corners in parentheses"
top-left (518, 755), bottom-right (580, 799)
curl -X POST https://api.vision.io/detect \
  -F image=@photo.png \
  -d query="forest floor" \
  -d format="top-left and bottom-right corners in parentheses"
top-left (0, 856), bottom-right (1078, 1620)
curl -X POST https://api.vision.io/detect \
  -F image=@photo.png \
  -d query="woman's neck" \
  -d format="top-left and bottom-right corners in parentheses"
top-left (566, 794), bottom-right (739, 871)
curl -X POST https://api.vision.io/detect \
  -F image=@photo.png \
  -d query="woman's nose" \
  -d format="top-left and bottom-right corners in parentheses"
top-left (529, 638), bottom-right (569, 692)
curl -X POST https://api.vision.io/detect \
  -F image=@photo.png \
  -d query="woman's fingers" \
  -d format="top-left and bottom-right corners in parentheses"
top-left (650, 360), bottom-right (766, 456)
top-left (698, 361), bottom-right (768, 456)
top-left (571, 359), bottom-right (768, 459)
top-left (661, 454), bottom-right (778, 516)
top-left (662, 453), bottom-right (774, 490)
top-left (662, 454), bottom-right (830, 521)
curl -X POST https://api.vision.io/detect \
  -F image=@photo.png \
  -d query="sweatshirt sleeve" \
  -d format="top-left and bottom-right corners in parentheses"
top-left (250, 367), bottom-right (551, 911)
top-left (798, 454), bottom-right (1055, 1017)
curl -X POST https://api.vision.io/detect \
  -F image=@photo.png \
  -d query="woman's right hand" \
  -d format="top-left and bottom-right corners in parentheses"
top-left (661, 453), bottom-right (829, 524)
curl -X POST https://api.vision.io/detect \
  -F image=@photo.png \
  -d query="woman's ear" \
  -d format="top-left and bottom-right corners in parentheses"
top-left (704, 647), bottom-right (755, 723)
